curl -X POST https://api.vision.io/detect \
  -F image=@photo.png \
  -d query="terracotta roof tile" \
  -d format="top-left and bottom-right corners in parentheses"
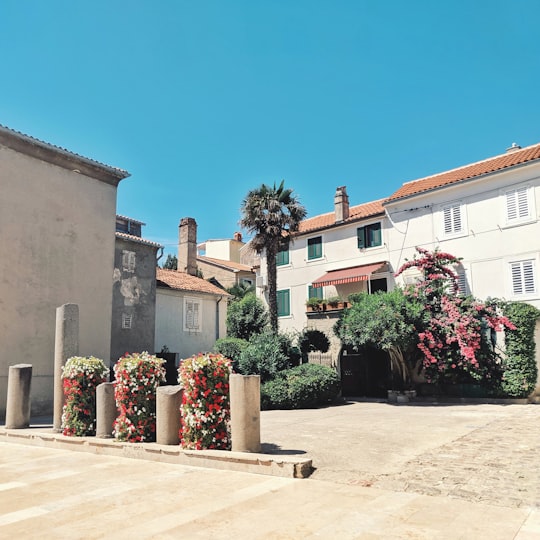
top-left (156, 268), bottom-right (230, 296)
top-left (197, 256), bottom-right (253, 272)
top-left (386, 143), bottom-right (540, 202)
top-left (296, 199), bottom-right (385, 235)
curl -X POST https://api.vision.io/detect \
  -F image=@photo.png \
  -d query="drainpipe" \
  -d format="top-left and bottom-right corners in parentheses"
top-left (216, 296), bottom-right (223, 340)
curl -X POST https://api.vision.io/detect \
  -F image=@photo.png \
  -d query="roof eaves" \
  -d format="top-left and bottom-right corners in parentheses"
top-left (0, 124), bottom-right (130, 186)
top-left (115, 232), bottom-right (163, 248)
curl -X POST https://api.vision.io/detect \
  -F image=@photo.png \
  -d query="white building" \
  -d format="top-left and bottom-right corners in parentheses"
top-left (256, 143), bottom-right (540, 396)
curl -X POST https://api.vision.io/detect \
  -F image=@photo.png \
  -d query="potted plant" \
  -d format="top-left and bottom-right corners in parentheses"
top-left (306, 297), bottom-right (324, 312)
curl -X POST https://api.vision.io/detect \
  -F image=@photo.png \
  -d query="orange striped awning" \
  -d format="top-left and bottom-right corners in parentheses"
top-left (311, 262), bottom-right (387, 288)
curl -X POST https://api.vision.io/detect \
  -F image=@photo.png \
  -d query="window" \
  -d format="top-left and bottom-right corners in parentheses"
top-left (308, 285), bottom-right (323, 300)
top-left (307, 237), bottom-right (322, 260)
top-left (121, 313), bottom-right (133, 329)
top-left (276, 247), bottom-right (290, 266)
top-left (357, 223), bottom-right (382, 249)
top-left (442, 203), bottom-right (466, 236)
top-left (122, 250), bottom-right (136, 272)
top-left (505, 186), bottom-right (532, 224)
top-left (510, 260), bottom-right (536, 296)
top-left (277, 289), bottom-right (290, 317)
top-left (184, 297), bottom-right (201, 331)
top-left (453, 264), bottom-right (469, 295)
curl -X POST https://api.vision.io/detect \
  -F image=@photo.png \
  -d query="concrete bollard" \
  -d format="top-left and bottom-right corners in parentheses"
top-left (230, 374), bottom-right (261, 453)
top-left (96, 382), bottom-right (116, 438)
top-left (5, 364), bottom-right (32, 428)
top-left (156, 385), bottom-right (183, 445)
top-left (53, 304), bottom-right (79, 432)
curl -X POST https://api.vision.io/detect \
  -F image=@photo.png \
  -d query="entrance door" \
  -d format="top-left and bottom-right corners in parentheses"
top-left (340, 347), bottom-right (391, 397)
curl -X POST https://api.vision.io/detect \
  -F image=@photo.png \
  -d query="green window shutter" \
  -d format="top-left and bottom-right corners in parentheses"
top-left (357, 227), bottom-right (366, 249)
top-left (277, 290), bottom-right (290, 317)
top-left (369, 223), bottom-right (382, 247)
top-left (276, 248), bottom-right (289, 266)
top-left (308, 285), bottom-right (323, 300)
top-left (307, 237), bottom-right (322, 260)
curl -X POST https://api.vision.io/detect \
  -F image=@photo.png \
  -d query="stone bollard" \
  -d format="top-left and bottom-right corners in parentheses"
top-left (156, 385), bottom-right (183, 445)
top-left (230, 374), bottom-right (261, 453)
top-left (53, 304), bottom-right (79, 432)
top-left (96, 382), bottom-right (116, 438)
top-left (5, 364), bottom-right (32, 428)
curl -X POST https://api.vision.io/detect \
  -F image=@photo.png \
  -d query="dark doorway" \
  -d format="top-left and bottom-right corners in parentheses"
top-left (370, 278), bottom-right (387, 293)
top-left (340, 346), bottom-right (391, 397)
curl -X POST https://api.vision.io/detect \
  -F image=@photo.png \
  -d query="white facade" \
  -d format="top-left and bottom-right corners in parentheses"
top-left (155, 288), bottom-right (228, 360)
top-left (385, 162), bottom-right (540, 309)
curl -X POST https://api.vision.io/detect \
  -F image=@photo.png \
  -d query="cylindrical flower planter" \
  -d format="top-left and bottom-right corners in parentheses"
top-left (179, 353), bottom-right (231, 450)
top-left (61, 356), bottom-right (109, 436)
top-left (113, 352), bottom-right (165, 443)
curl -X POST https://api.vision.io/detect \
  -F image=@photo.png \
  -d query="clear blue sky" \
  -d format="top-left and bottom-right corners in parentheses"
top-left (2, 1), bottom-right (540, 258)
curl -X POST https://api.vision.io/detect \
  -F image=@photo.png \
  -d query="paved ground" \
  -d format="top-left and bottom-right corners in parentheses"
top-left (0, 401), bottom-right (539, 538)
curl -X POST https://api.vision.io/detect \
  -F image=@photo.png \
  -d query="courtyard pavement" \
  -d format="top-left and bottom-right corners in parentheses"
top-left (0, 400), bottom-right (539, 538)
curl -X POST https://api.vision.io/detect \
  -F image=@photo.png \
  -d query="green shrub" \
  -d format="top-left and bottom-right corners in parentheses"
top-left (501, 302), bottom-right (540, 397)
top-left (226, 293), bottom-right (269, 340)
top-left (297, 329), bottom-right (330, 363)
top-left (213, 337), bottom-right (248, 371)
top-left (237, 331), bottom-right (292, 382)
top-left (261, 363), bottom-right (340, 409)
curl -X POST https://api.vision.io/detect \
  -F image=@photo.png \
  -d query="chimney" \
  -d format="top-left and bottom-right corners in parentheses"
top-left (506, 142), bottom-right (522, 153)
top-left (233, 231), bottom-right (243, 242)
top-left (334, 186), bottom-right (350, 222)
top-left (178, 217), bottom-right (198, 276)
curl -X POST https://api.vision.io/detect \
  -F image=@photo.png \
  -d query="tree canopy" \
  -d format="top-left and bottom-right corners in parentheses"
top-left (240, 180), bottom-right (306, 332)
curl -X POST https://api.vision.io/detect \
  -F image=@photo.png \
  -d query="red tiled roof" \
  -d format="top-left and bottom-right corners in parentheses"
top-left (386, 143), bottom-right (540, 202)
top-left (156, 268), bottom-right (230, 296)
top-left (197, 256), bottom-right (253, 272)
top-left (311, 262), bottom-right (387, 288)
top-left (296, 199), bottom-right (385, 235)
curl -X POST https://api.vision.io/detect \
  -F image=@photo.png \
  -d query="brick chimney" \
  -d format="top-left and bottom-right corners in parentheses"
top-left (178, 217), bottom-right (198, 276)
top-left (334, 186), bottom-right (350, 222)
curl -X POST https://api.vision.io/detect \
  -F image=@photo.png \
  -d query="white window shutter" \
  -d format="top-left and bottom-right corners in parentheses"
top-left (511, 260), bottom-right (536, 295)
top-left (522, 260), bottom-right (535, 293)
top-left (506, 187), bottom-right (530, 222)
top-left (443, 204), bottom-right (462, 235)
top-left (517, 187), bottom-right (529, 219)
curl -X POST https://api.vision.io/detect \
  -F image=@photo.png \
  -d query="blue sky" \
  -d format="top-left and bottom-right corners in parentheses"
top-left (2, 1), bottom-right (540, 258)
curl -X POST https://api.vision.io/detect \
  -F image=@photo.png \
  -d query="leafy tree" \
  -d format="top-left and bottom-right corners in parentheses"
top-left (395, 247), bottom-right (515, 386)
top-left (226, 292), bottom-right (269, 340)
top-left (335, 288), bottom-right (422, 389)
top-left (497, 301), bottom-right (540, 397)
top-left (213, 337), bottom-right (249, 372)
top-left (237, 330), bottom-right (292, 382)
top-left (226, 281), bottom-right (256, 301)
top-left (240, 180), bottom-right (306, 333)
top-left (162, 254), bottom-right (178, 270)
top-left (297, 329), bottom-right (330, 363)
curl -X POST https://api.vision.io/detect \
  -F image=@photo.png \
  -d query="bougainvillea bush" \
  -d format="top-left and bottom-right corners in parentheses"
top-left (396, 247), bottom-right (516, 387)
top-left (61, 356), bottom-right (109, 437)
top-left (179, 353), bottom-right (231, 450)
top-left (113, 352), bottom-right (165, 443)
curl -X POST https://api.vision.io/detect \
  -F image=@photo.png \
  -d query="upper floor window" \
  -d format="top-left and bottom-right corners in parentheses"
top-left (277, 289), bottom-right (291, 317)
top-left (184, 297), bottom-right (201, 332)
top-left (357, 222), bottom-right (381, 249)
top-left (307, 236), bottom-right (322, 260)
top-left (504, 186), bottom-right (533, 225)
top-left (122, 250), bottom-right (136, 272)
top-left (276, 246), bottom-right (290, 266)
top-left (510, 259), bottom-right (536, 296)
top-left (442, 202), bottom-right (466, 237)
top-left (121, 313), bottom-right (133, 329)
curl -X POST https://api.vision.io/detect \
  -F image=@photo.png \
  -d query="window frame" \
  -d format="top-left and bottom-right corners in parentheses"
top-left (307, 236), bottom-right (323, 260)
top-left (277, 289), bottom-right (291, 317)
top-left (308, 285), bottom-right (323, 301)
top-left (509, 259), bottom-right (537, 297)
top-left (183, 296), bottom-right (202, 332)
top-left (357, 222), bottom-right (382, 249)
top-left (276, 246), bottom-right (290, 266)
top-left (122, 250), bottom-right (136, 273)
top-left (440, 201), bottom-right (467, 239)
top-left (503, 185), bottom-right (535, 227)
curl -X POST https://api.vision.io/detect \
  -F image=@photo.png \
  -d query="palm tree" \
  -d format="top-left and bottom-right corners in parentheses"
top-left (240, 180), bottom-right (306, 333)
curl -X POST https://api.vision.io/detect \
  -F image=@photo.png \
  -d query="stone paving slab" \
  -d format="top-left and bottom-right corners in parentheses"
top-left (0, 441), bottom-right (537, 539)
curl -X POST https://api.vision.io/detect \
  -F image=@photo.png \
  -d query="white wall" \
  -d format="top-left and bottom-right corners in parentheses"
top-left (0, 145), bottom-right (120, 416)
top-left (155, 288), bottom-right (227, 360)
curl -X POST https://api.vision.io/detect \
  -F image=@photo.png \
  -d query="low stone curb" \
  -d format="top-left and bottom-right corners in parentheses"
top-left (0, 426), bottom-right (313, 479)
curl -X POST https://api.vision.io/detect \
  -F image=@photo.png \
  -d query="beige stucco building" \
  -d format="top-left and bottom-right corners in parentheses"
top-left (0, 126), bottom-right (129, 418)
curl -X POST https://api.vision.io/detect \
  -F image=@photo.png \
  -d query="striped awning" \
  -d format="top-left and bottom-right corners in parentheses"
top-left (311, 262), bottom-right (387, 288)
